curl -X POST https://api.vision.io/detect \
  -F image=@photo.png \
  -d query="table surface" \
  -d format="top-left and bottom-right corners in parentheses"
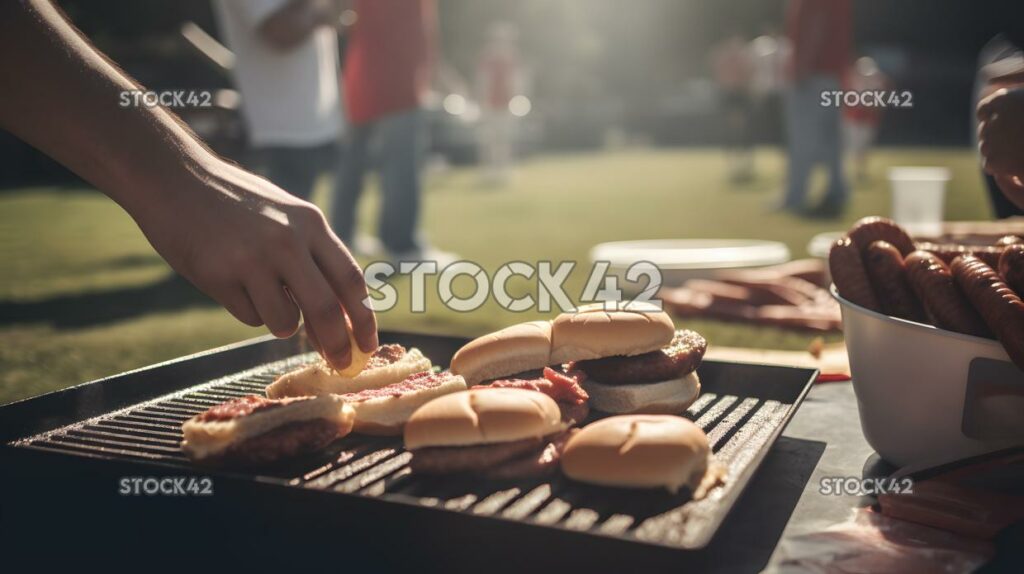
top-left (765, 381), bottom-right (879, 569)
top-left (694, 380), bottom-right (880, 573)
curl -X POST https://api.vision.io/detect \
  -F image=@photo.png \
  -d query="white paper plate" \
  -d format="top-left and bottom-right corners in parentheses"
top-left (590, 239), bottom-right (791, 292)
top-left (591, 239), bottom-right (790, 270)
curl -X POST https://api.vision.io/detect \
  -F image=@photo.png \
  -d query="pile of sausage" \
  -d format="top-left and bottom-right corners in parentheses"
top-left (830, 216), bottom-right (1024, 369)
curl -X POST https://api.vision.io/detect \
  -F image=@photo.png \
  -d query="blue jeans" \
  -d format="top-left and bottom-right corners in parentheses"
top-left (255, 142), bottom-right (337, 201)
top-left (784, 75), bottom-right (847, 208)
top-left (332, 109), bottom-right (424, 253)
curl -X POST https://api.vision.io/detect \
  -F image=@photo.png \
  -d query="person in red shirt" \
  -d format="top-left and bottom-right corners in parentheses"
top-left (331, 0), bottom-right (453, 263)
top-left (780, 0), bottom-right (852, 218)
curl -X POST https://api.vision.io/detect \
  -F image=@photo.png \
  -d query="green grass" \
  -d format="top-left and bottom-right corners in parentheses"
top-left (0, 146), bottom-right (992, 404)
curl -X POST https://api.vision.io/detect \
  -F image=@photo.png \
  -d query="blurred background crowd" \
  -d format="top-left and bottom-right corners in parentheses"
top-left (3, 0), bottom-right (1024, 403)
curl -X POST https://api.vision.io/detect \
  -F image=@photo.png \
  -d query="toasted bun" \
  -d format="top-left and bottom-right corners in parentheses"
top-left (181, 395), bottom-right (354, 461)
top-left (349, 374), bottom-right (468, 436)
top-left (450, 321), bottom-right (553, 385)
top-left (550, 302), bottom-right (675, 364)
top-left (562, 414), bottom-right (710, 492)
top-left (266, 348), bottom-right (432, 398)
top-left (583, 372), bottom-right (700, 415)
top-left (404, 388), bottom-right (563, 450)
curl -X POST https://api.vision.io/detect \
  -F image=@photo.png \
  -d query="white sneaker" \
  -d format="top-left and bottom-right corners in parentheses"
top-left (350, 234), bottom-right (385, 259)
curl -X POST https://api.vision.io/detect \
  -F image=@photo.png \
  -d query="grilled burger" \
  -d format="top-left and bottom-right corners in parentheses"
top-left (562, 414), bottom-right (721, 495)
top-left (181, 394), bottom-right (354, 466)
top-left (337, 370), bottom-right (467, 436)
top-left (450, 303), bottom-right (703, 416)
top-left (572, 329), bottom-right (706, 415)
top-left (267, 344), bottom-right (432, 399)
top-left (404, 388), bottom-right (570, 479)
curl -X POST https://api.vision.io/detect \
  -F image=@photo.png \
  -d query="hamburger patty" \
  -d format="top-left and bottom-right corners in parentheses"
top-left (211, 418), bottom-right (343, 467)
top-left (481, 430), bottom-right (574, 480)
top-left (410, 436), bottom-right (546, 475)
top-left (574, 330), bottom-right (707, 385)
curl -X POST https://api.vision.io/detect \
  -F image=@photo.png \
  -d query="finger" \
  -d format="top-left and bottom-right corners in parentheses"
top-left (283, 255), bottom-right (353, 369)
top-left (222, 286), bottom-right (263, 327)
top-left (246, 276), bottom-right (301, 338)
top-left (302, 320), bottom-right (324, 356)
top-left (312, 234), bottom-right (379, 353)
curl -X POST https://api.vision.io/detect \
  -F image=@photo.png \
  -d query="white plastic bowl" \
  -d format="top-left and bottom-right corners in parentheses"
top-left (834, 286), bottom-right (1024, 468)
top-left (590, 239), bottom-right (791, 294)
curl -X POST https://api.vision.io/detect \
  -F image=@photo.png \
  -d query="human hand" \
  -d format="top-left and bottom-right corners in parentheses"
top-left (978, 87), bottom-right (1024, 209)
top-left (132, 156), bottom-right (377, 370)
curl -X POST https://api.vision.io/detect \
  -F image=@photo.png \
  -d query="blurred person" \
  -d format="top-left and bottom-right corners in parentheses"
top-left (974, 35), bottom-right (1024, 218)
top-left (748, 24), bottom-right (790, 164)
top-left (781, 0), bottom-right (852, 218)
top-left (711, 32), bottom-right (754, 183)
top-left (842, 57), bottom-right (889, 182)
top-left (214, 0), bottom-right (346, 201)
top-left (331, 0), bottom-right (456, 265)
top-left (0, 0), bottom-right (377, 370)
top-left (476, 21), bottom-right (524, 187)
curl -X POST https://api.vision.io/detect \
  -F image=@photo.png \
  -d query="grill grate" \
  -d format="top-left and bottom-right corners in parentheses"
top-left (10, 352), bottom-right (799, 549)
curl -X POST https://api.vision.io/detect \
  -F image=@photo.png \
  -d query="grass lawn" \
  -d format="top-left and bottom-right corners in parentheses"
top-left (0, 146), bottom-right (992, 405)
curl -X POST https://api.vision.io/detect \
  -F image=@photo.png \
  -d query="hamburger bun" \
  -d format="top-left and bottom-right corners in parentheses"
top-left (266, 347), bottom-right (432, 398)
top-left (550, 302), bottom-right (675, 364)
top-left (404, 388), bottom-right (563, 450)
top-left (344, 372), bottom-right (468, 436)
top-left (181, 395), bottom-right (354, 462)
top-left (450, 321), bottom-right (553, 385)
top-left (583, 371), bottom-right (700, 415)
top-left (561, 414), bottom-right (710, 493)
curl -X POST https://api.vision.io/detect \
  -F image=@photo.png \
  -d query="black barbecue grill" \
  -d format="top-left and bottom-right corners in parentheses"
top-left (0, 331), bottom-right (816, 571)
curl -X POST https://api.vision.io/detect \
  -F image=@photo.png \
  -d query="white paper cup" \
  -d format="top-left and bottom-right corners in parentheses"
top-left (888, 167), bottom-right (950, 237)
top-left (834, 286), bottom-right (1024, 468)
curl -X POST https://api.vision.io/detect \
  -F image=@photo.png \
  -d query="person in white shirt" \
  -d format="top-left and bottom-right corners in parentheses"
top-left (214, 0), bottom-right (345, 201)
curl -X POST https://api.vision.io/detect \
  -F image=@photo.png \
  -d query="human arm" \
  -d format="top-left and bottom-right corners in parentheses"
top-left (977, 87), bottom-right (1024, 210)
top-left (0, 0), bottom-right (377, 368)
